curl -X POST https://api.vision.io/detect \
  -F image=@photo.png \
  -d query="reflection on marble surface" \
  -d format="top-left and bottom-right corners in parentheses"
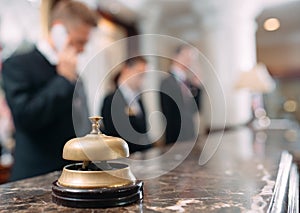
top-left (0, 127), bottom-right (299, 212)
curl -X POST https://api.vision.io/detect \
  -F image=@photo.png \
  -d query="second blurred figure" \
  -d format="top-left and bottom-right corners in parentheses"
top-left (101, 57), bottom-right (152, 153)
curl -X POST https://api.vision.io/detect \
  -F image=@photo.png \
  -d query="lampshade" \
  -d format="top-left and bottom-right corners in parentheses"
top-left (235, 63), bottom-right (276, 93)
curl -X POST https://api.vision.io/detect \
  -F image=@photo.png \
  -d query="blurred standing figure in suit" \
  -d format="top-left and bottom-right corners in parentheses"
top-left (160, 45), bottom-right (202, 144)
top-left (101, 57), bottom-right (152, 153)
top-left (2, 0), bottom-right (97, 181)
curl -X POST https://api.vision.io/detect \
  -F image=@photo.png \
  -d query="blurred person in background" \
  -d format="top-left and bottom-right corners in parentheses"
top-left (101, 57), bottom-right (152, 153)
top-left (160, 45), bottom-right (202, 145)
top-left (1, 0), bottom-right (97, 181)
top-left (0, 45), bottom-right (15, 184)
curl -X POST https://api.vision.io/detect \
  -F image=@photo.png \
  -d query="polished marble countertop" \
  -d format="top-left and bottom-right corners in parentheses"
top-left (0, 127), bottom-right (299, 212)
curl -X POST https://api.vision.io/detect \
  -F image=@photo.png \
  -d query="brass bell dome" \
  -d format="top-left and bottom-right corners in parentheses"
top-left (62, 116), bottom-right (129, 161)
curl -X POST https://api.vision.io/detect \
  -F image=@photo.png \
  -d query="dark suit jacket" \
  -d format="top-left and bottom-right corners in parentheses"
top-left (101, 89), bottom-right (151, 153)
top-left (160, 73), bottom-right (201, 144)
top-left (2, 47), bottom-right (76, 181)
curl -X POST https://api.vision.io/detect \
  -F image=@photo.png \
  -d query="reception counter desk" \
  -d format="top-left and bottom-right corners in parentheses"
top-left (0, 127), bottom-right (299, 212)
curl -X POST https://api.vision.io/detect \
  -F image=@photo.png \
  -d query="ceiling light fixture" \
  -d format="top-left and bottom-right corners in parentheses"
top-left (263, 18), bottom-right (280, 31)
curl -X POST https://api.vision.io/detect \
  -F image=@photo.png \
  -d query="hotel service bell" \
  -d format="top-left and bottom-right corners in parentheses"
top-left (52, 116), bottom-right (143, 208)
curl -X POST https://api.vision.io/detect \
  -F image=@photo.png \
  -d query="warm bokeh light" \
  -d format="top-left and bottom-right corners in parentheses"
top-left (283, 100), bottom-right (297, 112)
top-left (263, 18), bottom-right (280, 31)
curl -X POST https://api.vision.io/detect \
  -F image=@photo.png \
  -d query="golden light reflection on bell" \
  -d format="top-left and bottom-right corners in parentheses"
top-left (52, 116), bottom-right (143, 208)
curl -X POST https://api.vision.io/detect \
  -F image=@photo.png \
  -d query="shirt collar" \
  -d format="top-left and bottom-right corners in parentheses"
top-left (118, 84), bottom-right (139, 105)
top-left (170, 65), bottom-right (187, 82)
top-left (36, 39), bottom-right (58, 65)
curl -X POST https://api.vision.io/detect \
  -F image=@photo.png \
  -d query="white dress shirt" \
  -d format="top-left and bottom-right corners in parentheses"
top-left (36, 39), bottom-right (59, 65)
top-left (118, 84), bottom-right (142, 116)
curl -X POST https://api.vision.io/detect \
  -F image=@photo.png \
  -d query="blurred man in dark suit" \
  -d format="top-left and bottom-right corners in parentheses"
top-left (160, 45), bottom-right (202, 144)
top-left (101, 57), bottom-right (152, 153)
top-left (2, 0), bottom-right (97, 181)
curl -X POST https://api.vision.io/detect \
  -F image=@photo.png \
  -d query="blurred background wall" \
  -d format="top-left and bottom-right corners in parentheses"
top-left (1, 0), bottom-right (300, 142)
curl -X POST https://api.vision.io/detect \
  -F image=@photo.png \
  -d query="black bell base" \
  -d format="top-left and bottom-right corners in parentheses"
top-left (52, 180), bottom-right (143, 208)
